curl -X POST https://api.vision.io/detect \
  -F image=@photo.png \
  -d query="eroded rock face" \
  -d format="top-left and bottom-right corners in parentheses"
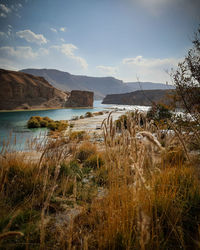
top-left (102, 89), bottom-right (175, 106)
top-left (65, 90), bottom-right (94, 107)
top-left (0, 69), bottom-right (69, 110)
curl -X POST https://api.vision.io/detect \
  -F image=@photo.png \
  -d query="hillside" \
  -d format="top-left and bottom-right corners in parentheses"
top-left (20, 68), bottom-right (174, 99)
top-left (102, 89), bottom-right (175, 106)
top-left (0, 69), bottom-right (69, 110)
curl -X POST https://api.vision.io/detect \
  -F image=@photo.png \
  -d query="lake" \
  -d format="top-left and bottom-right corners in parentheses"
top-left (0, 100), bottom-right (109, 151)
top-left (0, 101), bottom-right (151, 151)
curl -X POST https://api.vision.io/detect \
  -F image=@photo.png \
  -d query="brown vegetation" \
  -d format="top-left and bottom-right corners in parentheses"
top-left (0, 107), bottom-right (200, 249)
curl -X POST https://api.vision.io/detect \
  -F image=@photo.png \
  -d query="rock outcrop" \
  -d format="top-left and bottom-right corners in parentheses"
top-left (102, 89), bottom-right (175, 106)
top-left (65, 90), bottom-right (93, 107)
top-left (0, 69), bottom-right (69, 110)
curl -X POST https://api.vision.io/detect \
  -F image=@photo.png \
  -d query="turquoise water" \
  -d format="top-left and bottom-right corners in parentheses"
top-left (0, 100), bottom-right (108, 151)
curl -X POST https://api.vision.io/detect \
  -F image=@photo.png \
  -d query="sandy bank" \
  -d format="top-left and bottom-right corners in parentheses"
top-left (70, 110), bottom-right (126, 136)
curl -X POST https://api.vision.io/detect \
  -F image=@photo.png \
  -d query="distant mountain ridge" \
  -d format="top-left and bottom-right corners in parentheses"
top-left (20, 68), bottom-right (174, 99)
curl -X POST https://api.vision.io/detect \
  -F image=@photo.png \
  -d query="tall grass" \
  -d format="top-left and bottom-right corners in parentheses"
top-left (0, 110), bottom-right (200, 249)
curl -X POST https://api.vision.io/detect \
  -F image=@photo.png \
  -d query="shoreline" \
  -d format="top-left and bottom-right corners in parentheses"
top-left (0, 106), bottom-right (95, 113)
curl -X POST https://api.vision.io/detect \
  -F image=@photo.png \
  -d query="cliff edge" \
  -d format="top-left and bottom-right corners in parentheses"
top-left (65, 90), bottom-right (93, 108)
top-left (0, 69), bottom-right (69, 110)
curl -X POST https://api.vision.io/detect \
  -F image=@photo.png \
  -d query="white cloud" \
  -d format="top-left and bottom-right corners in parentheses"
top-left (17, 3), bottom-right (23, 9)
top-left (136, 0), bottom-right (173, 16)
top-left (60, 27), bottom-right (66, 32)
top-left (16, 30), bottom-right (47, 45)
top-left (96, 65), bottom-right (117, 75)
top-left (0, 46), bottom-right (38, 59)
top-left (11, 3), bottom-right (23, 11)
top-left (120, 55), bottom-right (181, 83)
top-left (0, 4), bottom-right (11, 14)
top-left (60, 38), bottom-right (65, 42)
top-left (52, 43), bottom-right (88, 69)
top-left (0, 32), bottom-right (7, 40)
top-left (0, 46), bottom-right (50, 71)
top-left (7, 25), bottom-right (13, 36)
top-left (50, 28), bottom-right (57, 33)
top-left (0, 46), bottom-right (49, 61)
top-left (0, 58), bottom-right (20, 71)
top-left (59, 44), bottom-right (77, 56)
top-left (122, 55), bottom-right (180, 68)
top-left (136, 0), bottom-right (200, 16)
top-left (38, 48), bottom-right (49, 55)
top-left (0, 12), bottom-right (6, 18)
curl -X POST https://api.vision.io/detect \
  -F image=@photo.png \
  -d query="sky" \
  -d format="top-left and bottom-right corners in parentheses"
top-left (0, 0), bottom-right (199, 83)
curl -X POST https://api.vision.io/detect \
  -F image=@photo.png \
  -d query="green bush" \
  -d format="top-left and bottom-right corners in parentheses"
top-left (47, 121), bottom-right (57, 131)
top-left (27, 117), bottom-right (41, 128)
top-left (147, 103), bottom-right (172, 122)
top-left (40, 119), bottom-right (49, 127)
top-left (27, 116), bottom-right (68, 131)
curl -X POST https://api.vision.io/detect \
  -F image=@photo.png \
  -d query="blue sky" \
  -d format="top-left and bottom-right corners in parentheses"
top-left (0, 0), bottom-right (199, 83)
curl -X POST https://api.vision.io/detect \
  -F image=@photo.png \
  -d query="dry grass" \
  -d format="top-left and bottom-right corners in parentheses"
top-left (0, 110), bottom-right (200, 249)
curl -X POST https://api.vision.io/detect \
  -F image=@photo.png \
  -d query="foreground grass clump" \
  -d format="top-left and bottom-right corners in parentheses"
top-left (69, 130), bottom-right (89, 142)
top-left (73, 165), bottom-right (200, 250)
top-left (115, 110), bottom-right (147, 130)
top-left (75, 141), bottom-right (97, 163)
top-left (27, 116), bottom-right (68, 131)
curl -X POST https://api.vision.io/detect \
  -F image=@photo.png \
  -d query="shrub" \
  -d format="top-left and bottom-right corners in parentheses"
top-left (162, 146), bottom-right (186, 166)
top-left (47, 121), bottom-right (57, 131)
top-left (69, 131), bottom-right (88, 141)
top-left (85, 112), bottom-right (93, 118)
top-left (150, 166), bottom-right (200, 249)
top-left (147, 103), bottom-right (172, 122)
top-left (95, 167), bottom-right (108, 186)
top-left (75, 142), bottom-right (97, 163)
top-left (60, 161), bottom-right (82, 181)
top-left (71, 116), bottom-right (79, 121)
top-left (4, 163), bottom-right (42, 206)
top-left (93, 111), bottom-right (104, 116)
top-left (40, 119), bottom-right (49, 128)
top-left (27, 116), bottom-right (68, 131)
top-left (115, 114), bottom-right (128, 130)
top-left (83, 154), bottom-right (104, 169)
top-left (27, 117), bottom-right (41, 128)
top-left (52, 121), bottom-right (68, 131)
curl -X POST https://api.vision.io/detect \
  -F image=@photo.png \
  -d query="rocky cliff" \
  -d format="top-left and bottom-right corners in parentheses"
top-left (65, 90), bottom-right (93, 107)
top-left (0, 69), bottom-right (69, 110)
top-left (102, 89), bottom-right (175, 106)
top-left (21, 68), bottom-right (174, 99)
